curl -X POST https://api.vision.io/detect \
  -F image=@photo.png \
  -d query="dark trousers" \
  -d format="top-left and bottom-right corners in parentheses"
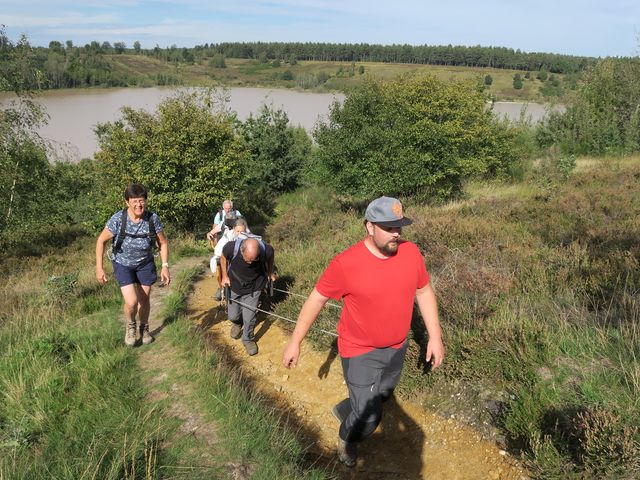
top-left (336, 340), bottom-right (408, 443)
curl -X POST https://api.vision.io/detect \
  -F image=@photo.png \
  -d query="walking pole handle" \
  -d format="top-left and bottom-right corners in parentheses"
top-left (269, 279), bottom-right (274, 297)
top-left (224, 285), bottom-right (231, 305)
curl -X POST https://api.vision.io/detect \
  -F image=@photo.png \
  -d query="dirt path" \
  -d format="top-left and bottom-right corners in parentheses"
top-left (188, 270), bottom-right (530, 480)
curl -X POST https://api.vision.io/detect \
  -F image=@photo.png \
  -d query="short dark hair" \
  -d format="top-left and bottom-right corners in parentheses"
top-left (124, 183), bottom-right (147, 200)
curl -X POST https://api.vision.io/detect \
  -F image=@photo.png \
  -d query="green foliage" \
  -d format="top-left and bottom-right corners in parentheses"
top-left (537, 68), bottom-right (549, 81)
top-left (281, 69), bottom-right (294, 81)
top-left (0, 30), bottom-right (100, 254)
top-left (358, 65), bottom-right (365, 75)
top-left (538, 58), bottom-right (640, 155)
top-left (484, 74), bottom-right (493, 86)
top-left (240, 105), bottom-right (312, 219)
top-left (513, 73), bottom-right (523, 89)
top-left (214, 41), bottom-right (597, 74)
top-left (209, 54), bottom-right (226, 68)
top-left (95, 90), bottom-right (248, 231)
top-left (295, 71), bottom-right (328, 89)
top-left (312, 75), bottom-right (525, 201)
top-left (0, 38), bottom-right (61, 251)
top-left (0, 29), bottom-right (45, 93)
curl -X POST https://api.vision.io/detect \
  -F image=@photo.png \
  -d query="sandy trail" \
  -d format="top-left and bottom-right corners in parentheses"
top-left (187, 269), bottom-right (528, 480)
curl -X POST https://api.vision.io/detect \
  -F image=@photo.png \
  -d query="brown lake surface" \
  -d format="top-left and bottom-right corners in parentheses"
top-left (0, 87), bottom-right (560, 161)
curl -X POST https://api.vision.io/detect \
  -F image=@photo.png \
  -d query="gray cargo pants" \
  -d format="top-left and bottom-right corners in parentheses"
top-left (228, 290), bottom-right (261, 344)
top-left (336, 340), bottom-right (408, 443)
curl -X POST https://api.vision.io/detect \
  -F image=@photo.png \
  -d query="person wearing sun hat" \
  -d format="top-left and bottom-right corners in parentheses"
top-left (282, 195), bottom-right (444, 467)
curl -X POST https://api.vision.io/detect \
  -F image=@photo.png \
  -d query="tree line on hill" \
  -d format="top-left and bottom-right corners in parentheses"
top-left (0, 36), bottom-right (179, 91)
top-left (0, 30), bottom-right (612, 93)
top-left (203, 41), bottom-right (598, 74)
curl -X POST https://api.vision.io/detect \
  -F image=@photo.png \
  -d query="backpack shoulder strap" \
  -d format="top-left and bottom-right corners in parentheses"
top-left (232, 238), bottom-right (242, 261)
top-left (227, 238), bottom-right (243, 272)
top-left (144, 210), bottom-right (160, 248)
top-left (144, 210), bottom-right (156, 236)
top-left (113, 208), bottom-right (128, 253)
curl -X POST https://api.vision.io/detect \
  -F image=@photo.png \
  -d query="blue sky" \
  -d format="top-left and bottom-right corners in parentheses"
top-left (1, 0), bottom-right (638, 57)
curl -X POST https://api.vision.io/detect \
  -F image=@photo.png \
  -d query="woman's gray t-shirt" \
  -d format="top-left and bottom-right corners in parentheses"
top-left (106, 210), bottom-right (163, 267)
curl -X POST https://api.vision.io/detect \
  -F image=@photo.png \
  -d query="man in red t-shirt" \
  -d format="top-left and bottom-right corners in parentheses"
top-left (282, 196), bottom-right (445, 467)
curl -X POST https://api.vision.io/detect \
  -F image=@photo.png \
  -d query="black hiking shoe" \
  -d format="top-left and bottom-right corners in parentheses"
top-left (332, 404), bottom-right (345, 423)
top-left (336, 437), bottom-right (357, 467)
top-left (332, 399), bottom-right (349, 423)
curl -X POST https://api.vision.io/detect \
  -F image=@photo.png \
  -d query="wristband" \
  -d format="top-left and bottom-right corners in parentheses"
top-left (162, 262), bottom-right (169, 267)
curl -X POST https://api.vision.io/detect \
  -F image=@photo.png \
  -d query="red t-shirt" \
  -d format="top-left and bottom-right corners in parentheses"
top-left (315, 240), bottom-right (430, 358)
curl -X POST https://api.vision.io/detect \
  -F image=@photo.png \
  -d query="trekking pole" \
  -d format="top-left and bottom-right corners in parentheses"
top-left (229, 297), bottom-right (338, 338)
top-left (268, 279), bottom-right (274, 297)
top-left (224, 285), bottom-right (231, 305)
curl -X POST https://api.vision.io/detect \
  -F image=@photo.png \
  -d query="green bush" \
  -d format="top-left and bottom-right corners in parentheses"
top-left (513, 73), bottom-right (523, 90)
top-left (537, 68), bottom-right (548, 81)
top-left (95, 90), bottom-right (248, 231)
top-left (538, 58), bottom-right (640, 155)
top-left (239, 105), bottom-right (312, 221)
top-left (209, 54), bottom-right (226, 68)
top-left (312, 74), bottom-right (525, 201)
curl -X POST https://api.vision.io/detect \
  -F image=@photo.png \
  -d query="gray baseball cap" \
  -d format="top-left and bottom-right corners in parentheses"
top-left (365, 196), bottom-right (413, 227)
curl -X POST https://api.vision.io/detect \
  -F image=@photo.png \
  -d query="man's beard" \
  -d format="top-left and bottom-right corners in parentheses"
top-left (378, 239), bottom-right (398, 256)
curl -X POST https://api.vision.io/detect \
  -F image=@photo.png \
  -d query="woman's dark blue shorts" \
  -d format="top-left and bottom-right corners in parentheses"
top-left (112, 260), bottom-right (157, 287)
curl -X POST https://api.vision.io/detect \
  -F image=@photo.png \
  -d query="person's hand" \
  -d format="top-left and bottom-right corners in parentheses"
top-left (318, 362), bottom-right (330, 379)
top-left (426, 337), bottom-right (445, 369)
top-left (96, 268), bottom-right (108, 284)
top-left (161, 265), bottom-right (171, 286)
top-left (221, 276), bottom-right (230, 288)
top-left (206, 231), bottom-right (215, 240)
top-left (282, 341), bottom-right (300, 369)
top-left (269, 273), bottom-right (278, 282)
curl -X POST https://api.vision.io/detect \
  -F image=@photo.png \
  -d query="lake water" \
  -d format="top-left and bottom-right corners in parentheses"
top-left (0, 87), bottom-right (559, 161)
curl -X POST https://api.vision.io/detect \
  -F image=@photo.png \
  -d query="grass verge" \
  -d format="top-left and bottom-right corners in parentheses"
top-left (0, 234), bottom-right (326, 479)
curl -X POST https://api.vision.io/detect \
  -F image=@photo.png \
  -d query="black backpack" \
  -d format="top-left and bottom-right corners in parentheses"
top-left (216, 208), bottom-right (240, 229)
top-left (112, 208), bottom-right (160, 256)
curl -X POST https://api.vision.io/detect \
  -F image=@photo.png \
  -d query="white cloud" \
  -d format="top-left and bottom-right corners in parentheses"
top-left (3, 13), bottom-right (120, 28)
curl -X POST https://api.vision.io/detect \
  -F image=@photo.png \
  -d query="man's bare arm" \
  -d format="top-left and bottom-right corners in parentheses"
top-left (282, 288), bottom-right (330, 368)
top-left (415, 282), bottom-right (445, 369)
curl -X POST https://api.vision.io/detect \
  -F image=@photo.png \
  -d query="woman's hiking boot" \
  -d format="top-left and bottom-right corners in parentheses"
top-left (336, 437), bottom-right (357, 467)
top-left (125, 322), bottom-right (137, 347)
top-left (140, 323), bottom-right (154, 345)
